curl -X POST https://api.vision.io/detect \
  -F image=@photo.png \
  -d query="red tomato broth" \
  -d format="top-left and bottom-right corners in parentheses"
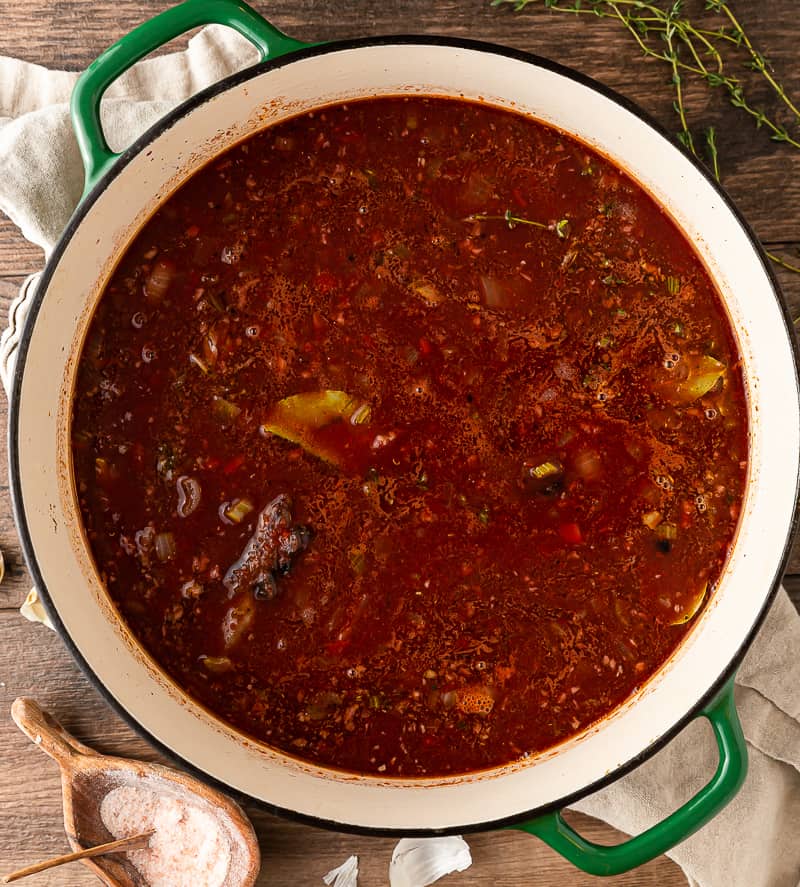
top-left (71, 97), bottom-right (748, 777)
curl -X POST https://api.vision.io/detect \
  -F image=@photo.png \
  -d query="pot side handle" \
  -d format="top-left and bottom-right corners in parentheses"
top-left (70, 0), bottom-right (312, 196)
top-left (512, 676), bottom-right (746, 876)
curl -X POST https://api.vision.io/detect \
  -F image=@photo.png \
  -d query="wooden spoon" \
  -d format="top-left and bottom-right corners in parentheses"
top-left (11, 698), bottom-right (261, 887)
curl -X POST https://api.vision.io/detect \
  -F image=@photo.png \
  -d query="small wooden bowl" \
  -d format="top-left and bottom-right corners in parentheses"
top-left (11, 698), bottom-right (261, 887)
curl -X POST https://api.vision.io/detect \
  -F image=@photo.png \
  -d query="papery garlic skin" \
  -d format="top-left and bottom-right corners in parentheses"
top-left (389, 836), bottom-right (472, 887)
top-left (324, 854), bottom-right (359, 887)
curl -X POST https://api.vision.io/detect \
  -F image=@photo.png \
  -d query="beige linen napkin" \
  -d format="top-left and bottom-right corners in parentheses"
top-left (1, 26), bottom-right (799, 887)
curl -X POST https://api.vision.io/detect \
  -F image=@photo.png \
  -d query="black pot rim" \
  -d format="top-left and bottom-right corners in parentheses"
top-left (8, 33), bottom-right (800, 838)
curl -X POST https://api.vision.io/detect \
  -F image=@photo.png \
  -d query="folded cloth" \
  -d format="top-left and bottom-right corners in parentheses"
top-left (2, 26), bottom-right (799, 887)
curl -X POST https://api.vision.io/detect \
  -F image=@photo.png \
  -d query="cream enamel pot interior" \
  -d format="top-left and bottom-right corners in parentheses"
top-left (9, 0), bottom-right (800, 874)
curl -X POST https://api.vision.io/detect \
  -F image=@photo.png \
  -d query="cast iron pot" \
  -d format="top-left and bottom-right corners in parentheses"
top-left (10, 0), bottom-right (800, 876)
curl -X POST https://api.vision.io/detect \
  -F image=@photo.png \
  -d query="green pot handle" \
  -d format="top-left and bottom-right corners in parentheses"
top-left (70, 0), bottom-right (311, 196)
top-left (513, 676), bottom-right (746, 876)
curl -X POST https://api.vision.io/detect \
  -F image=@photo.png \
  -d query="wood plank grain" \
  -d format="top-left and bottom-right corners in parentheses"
top-left (0, 219), bottom-right (44, 276)
top-left (0, 275), bottom-right (27, 333)
top-left (0, 611), bottom-right (685, 886)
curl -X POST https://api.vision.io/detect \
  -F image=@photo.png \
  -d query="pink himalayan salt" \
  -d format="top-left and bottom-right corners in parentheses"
top-left (100, 783), bottom-right (231, 887)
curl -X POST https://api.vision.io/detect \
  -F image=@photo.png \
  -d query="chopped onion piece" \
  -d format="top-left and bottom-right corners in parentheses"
top-left (224, 498), bottom-right (254, 524)
top-left (389, 837), bottom-right (472, 887)
top-left (144, 258), bottom-right (174, 302)
top-left (213, 397), bottom-right (241, 424)
top-left (441, 690), bottom-right (457, 710)
top-left (323, 855), bottom-right (359, 887)
top-left (573, 449), bottom-right (602, 480)
top-left (349, 403), bottom-right (372, 425)
top-left (201, 655), bottom-right (233, 674)
top-left (181, 580), bottom-right (204, 599)
top-left (671, 582), bottom-right (708, 625)
top-left (189, 353), bottom-right (209, 374)
top-left (655, 522), bottom-right (678, 541)
top-left (222, 595), bottom-right (256, 649)
top-left (176, 475), bottom-right (202, 518)
top-left (642, 510), bottom-right (663, 530)
top-left (531, 461), bottom-right (562, 480)
top-left (202, 331), bottom-right (219, 368)
top-left (412, 281), bottom-right (443, 306)
top-left (479, 275), bottom-right (512, 309)
top-left (154, 532), bottom-right (176, 562)
top-left (349, 546), bottom-right (367, 575)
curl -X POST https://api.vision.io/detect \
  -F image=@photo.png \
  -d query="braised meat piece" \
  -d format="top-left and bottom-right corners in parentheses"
top-left (223, 494), bottom-right (312, 599)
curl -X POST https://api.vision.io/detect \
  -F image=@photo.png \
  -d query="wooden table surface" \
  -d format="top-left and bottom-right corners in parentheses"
top-left (1, 1), bottom-right (799, 884)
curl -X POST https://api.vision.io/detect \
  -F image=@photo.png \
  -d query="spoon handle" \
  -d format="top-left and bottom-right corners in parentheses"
top-left (1, 831), bottom-right (153, 883)
top-left (11, 697), bottom-right (98, 766)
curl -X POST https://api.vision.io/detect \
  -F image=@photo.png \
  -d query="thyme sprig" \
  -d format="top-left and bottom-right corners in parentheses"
top-left (469, 209), bottom-right (571, 237)
top-left (491, 0), bottom-right (800, 162)
top-left (469, 209), bottom-right (547, 229)
top-left (767, 250), bottom-right (800, 276)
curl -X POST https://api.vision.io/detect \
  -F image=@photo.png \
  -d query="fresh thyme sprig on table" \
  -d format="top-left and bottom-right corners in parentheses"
top-left (491, 0), bottom-right (800, 297)
top-left (491, 0), bottom-right (800, 154)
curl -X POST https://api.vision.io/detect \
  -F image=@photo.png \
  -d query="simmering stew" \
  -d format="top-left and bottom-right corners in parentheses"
top-left (72, 97), bottom-right (747, 776)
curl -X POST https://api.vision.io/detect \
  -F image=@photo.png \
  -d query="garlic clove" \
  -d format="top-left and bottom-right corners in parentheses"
top-left (323, 854), bottom-right (359, 886)
top-left (389, 837), bottom-right (472, 887)
top-left (20, 587), bottom-right (55, 631)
